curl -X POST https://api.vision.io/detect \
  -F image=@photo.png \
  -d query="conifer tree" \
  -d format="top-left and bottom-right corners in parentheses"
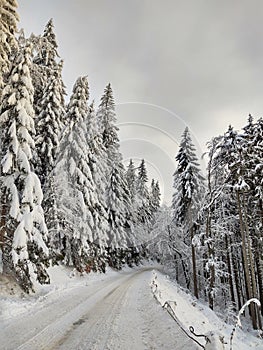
top-left (30, 19), bottom-right (65, 116)
top-left (0, 0), bottom-right (19, 90)
top-left (55, 77), bottom-right (108, 271)
top-left (34, 19), bottom-right (58, 68)
top-left (126, 159), bottom-right (137, 201)
top-left (150, 179), bottom-right (161, 214)
top-left (34, 62), bottom-right (66, 185)
top-left (172, 127), bottom-right (205, 298)
top-left (136, 159), bottom-right (151, 224)
top-left (97, 84), bottom-right (133, 267)
top-left (0, 45), bottom-right (49, 292)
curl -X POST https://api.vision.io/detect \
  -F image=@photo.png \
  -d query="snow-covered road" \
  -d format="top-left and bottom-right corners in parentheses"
top-left (1, 268), bottom-right (198, 350)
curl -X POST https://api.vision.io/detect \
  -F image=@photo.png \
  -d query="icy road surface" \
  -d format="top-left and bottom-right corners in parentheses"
top-left (1, 268), bottom-right (198, 349)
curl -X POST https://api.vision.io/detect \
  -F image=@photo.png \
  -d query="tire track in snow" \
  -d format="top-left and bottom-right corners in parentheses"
top-left (2, 272), bottom-right (140, 350)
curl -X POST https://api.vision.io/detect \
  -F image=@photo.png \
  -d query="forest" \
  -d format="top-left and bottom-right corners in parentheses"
top-left (0, 0), bottom-right (262, 332)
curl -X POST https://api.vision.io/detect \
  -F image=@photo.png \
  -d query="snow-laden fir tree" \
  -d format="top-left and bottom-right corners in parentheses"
top-left (30, 19), bottom-right (65, 116)
top-left (97, 84), bottom-right (133, 268)
top-left (172, 127), bottom-right (205, 298)
top-left (126, 159), bottom-right (137, 201)
top-left (33, 18), bottom-right (58, 68)
top-left (136, 159), bottom-right (152, 224)
top-left (0, 0), bottom-right (19, 91)
top-left (0, 44), bottom-right (49, 292)
top-left (55, 77), bottom-right (108, 272)
top-left (150, 179), bottom-right (161, 214)
top-left (86, 101), bottom-right (109, 249)
top-left (34, 61), bottom-right (66, 184)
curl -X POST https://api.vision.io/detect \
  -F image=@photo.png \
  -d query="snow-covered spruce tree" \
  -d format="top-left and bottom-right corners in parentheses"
top-left (0, 0), bottom-right (19, 91)
top-left (55, 77), bottom-right (108, 272)
top-left (136, 159), bottom-right (152, 224)
top-left (97, 84), bottom-right (134, 268)
top-left (172, 127), bottom-right (205, 298)
top-left (126, 159), bottom-right (137, 202)
top-left (34, 63), bottom-right (65, 185)
top-left (30, 19), bottom-right (65, 116)
top-left (150, 179), bottom-right (161, 215)
top-left (33, 18), bottom-right (58, 69)
top-left (0, 0), bottom-right (19, 275)
top-left (0, 45), bottom-right (49, 292)
top-left (85, 101), bottom-right (109, 253)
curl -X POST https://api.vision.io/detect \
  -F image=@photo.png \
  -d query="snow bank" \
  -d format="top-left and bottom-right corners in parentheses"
top-left (150, 270), bottom-right (262, 350)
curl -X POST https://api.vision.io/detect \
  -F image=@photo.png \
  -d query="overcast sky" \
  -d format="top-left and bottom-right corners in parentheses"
top-left (18, 0), bottom-right (263, 203)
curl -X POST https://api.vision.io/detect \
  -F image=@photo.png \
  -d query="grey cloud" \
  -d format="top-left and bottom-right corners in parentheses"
top-left (19, 0), bottom-right (263, 202)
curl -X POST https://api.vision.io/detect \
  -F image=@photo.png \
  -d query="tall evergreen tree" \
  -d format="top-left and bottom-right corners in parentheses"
top-left (0, 45), bottom-right (49, 292)
top-left (136, 159), bottom-right (151, 224)
top-left (55, 77), bottom-right (108, 272)
top-left (172, 127), bottom-right (205, 298)
top-left (97, 84), bottom-right (133, 267)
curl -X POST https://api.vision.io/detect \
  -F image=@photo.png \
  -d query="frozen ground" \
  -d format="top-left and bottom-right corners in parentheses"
top-left (0, 265), bottom-right (262, 349)
top-left (0, 265), bottom-right (197, 350)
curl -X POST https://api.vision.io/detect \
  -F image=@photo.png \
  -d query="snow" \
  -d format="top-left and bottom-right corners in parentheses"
top-left (0, 266), bottom-right (262, 349)
top-left (4, 176), bottom-right (20, 219)
top-left (151, 270), bottom-right (263, 350)
top-left (0, 265), bottom-right (197, 349)
top-left (1, 150), bottom-right (13, 174)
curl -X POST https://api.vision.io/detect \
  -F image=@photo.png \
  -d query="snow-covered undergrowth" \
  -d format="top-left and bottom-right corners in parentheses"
top-left (150, 270), bottom-right (263, 350)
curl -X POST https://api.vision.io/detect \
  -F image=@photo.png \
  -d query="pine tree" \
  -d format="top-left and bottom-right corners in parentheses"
top-left (172, 127), bottom-right (205, 298)
top-left (0, 45), bottom-right (49, 292)
top-left (0, 0), bottom-right (19, 90)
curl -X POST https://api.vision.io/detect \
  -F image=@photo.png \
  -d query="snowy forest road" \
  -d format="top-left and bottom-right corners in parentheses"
top-left (1, 268), bottom-right (198, 350)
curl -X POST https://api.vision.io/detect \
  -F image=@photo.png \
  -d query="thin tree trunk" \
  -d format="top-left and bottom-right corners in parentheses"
top-left (206, 211), bottom-right (215, 310)
top-left (232, 250), bottom-right (242, 311)
top-left (236, 191), bottom-right (258, 329)
top-left (190, 224), bottom-right (199, 299)
top-left (242, 195), bottom-right (262, 330)
top-left (225, 235), bottom-right (235, 307)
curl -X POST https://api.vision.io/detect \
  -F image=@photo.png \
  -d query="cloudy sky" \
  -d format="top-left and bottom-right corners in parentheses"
top-left (18, 0), bottom-right (263, 203)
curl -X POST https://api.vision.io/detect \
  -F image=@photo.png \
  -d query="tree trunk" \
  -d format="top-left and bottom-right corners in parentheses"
top-left (190, 225), bottom-right (199, 299)
top-left (236, 191), bottom-right (258, 329)
top-left (232, 249), bottom-right (242, 311)
top-left (225, 235), bottom-right (235, 307)
top-left (242, 195), bottom-right (262, 330)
